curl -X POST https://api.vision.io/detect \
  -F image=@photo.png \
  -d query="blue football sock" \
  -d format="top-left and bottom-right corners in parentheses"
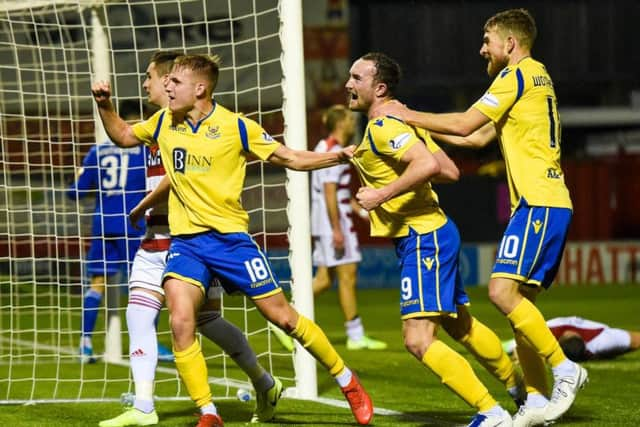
top-left (82, 289), bottom-right (103, 337)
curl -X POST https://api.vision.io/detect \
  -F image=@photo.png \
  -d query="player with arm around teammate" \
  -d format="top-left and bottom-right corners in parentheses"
top-left (346, 51), bottom-right (523, 427)
top-left (98, 52), bottom-right (283, 427)
top-left (91, 53), bottom-right (373, 427)
top-left (375, 9), bottom-right (587, 427)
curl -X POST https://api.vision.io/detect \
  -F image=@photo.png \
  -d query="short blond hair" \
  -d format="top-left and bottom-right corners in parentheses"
top-left (172, 54), bottom-right (221, 94)
top-left (484, 8), bottom-right (537, 50)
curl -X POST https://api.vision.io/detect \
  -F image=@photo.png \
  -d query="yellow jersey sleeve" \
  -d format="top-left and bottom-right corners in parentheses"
top-left (239, 116), bottom-right (281, 161)
top-left (366, 117), bottom-right (423, 161)
top-left (413, 127), bottom-right (442, 154)
top-left (352, 117), bottom-right (447, 238)
top-left (471, 59), bottom-right (572, 211)
top-left (132, 109), bottom-right (165, 146)
top-left (472, 66), bottom-right (519, 123)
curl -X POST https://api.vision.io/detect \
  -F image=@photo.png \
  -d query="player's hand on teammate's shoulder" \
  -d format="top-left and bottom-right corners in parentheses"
top-left (371, 99), bottom-right (408, 121)
top-left (91, 80), bottom-right (112, 105)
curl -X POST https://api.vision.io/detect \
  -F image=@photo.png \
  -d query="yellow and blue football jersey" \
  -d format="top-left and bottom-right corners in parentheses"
top-left (132, 102), bottom-right (281, 235)
top-left (351, 116), bottom-right (447, 238)
top-left (472, 57), bottom-right (572, 211)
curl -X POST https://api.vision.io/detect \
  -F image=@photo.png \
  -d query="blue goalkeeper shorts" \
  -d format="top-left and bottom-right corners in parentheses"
top-left (85, 235), bottom-right (140, 277)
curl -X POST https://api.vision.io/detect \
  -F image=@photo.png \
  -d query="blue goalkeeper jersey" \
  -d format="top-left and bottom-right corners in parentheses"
top-left (67, 141), bottom-right (146, 237)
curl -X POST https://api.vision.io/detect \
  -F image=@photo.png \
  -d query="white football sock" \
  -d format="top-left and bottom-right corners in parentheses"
top-left (525, 392), bottom-right (549, 408)
top-left (345, 316), bottom-right (364, 342)
top-left (126, 290), bottom-right (162, 410)
top-left (552, 358), bottom-right (577, 379)
top-left (335, 366), bottom-right (353, 387)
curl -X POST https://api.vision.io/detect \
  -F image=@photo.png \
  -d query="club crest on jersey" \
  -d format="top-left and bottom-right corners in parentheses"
top-left (389, 132), bottom-right (411, 150)
top-left (205, 125), bottom-right (221, 139)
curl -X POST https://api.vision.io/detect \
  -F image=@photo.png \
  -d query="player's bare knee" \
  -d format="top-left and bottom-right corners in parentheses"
top-left (404, 335), bottom-right (431, 360)
top-left (272, 311), bottom-right (297, 333)
top-left (169, 310), bottom-right (196, 338)
top-left (488, 280), bottom-right (518, 312)
top-left (338, 276), bottom-right (357, 290)
top-left (488, 282), bottom-right (504, 304)
top-left (313, 278), bottom-right (331, 295)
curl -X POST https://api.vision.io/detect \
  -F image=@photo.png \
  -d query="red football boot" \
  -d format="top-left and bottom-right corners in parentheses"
top-left (195, 413), bottom-right (224, 427)
top-left (340, 374), bottom-right (373, 425)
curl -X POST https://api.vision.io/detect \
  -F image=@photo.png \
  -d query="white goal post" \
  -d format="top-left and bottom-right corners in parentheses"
top-left (0, 0), bottom-right (316, 403)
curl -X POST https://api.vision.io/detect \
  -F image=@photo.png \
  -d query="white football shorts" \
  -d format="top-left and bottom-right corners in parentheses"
top-left (128, 248), bottom-right (167, 295)
top-left (312, 232), bottom-right (361, 268)
top-left (129, 248), bottom-right (223, 299)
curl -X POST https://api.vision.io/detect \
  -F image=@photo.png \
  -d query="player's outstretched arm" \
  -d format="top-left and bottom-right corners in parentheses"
top-left (129, 174), bottom-right (171, 229)
top-left (267, 144), bottom-right (354, 171)
top-left (375, 100), bottom-right (492, 138)
top-left (403, 107), bottom-right (490, 137)
top-left (431, 122), bottom-right (497, 149)
top-left (91, 80), bottom-right (142, 148)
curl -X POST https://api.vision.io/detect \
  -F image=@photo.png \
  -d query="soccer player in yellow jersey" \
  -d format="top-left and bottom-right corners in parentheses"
top-left (98, 51), bottom-right (284, 427)
top-left (346, 52), bottom-right (517, 427)
top-left (91, 54), bottom-right (373, 427)
top-left (376, 9), bottom-right (587, 427)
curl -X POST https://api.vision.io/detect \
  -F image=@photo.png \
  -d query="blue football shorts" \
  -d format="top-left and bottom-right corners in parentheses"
top-left (163, 230), bottom-right (281, 299)
top-left (86, 235), bottom-right (141, 277)
top-left (491, 198), bottom-right (572, 289)
top-left (393, 218), bottom-right (469, 320)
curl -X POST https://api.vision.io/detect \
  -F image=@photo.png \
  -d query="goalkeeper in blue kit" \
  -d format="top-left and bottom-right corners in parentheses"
top-left (67, 100), bottom-right (147, 363)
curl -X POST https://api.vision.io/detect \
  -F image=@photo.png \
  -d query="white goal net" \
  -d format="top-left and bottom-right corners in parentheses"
top-left (0, 0), bottom-right (314, 404)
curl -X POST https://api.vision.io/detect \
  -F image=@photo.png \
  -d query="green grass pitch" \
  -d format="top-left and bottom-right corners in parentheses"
top-left (1, 284), bottom-right (639, 426)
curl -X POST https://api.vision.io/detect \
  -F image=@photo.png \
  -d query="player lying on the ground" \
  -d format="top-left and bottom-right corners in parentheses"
top-left (503, 316), bottom-right (640, 362)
